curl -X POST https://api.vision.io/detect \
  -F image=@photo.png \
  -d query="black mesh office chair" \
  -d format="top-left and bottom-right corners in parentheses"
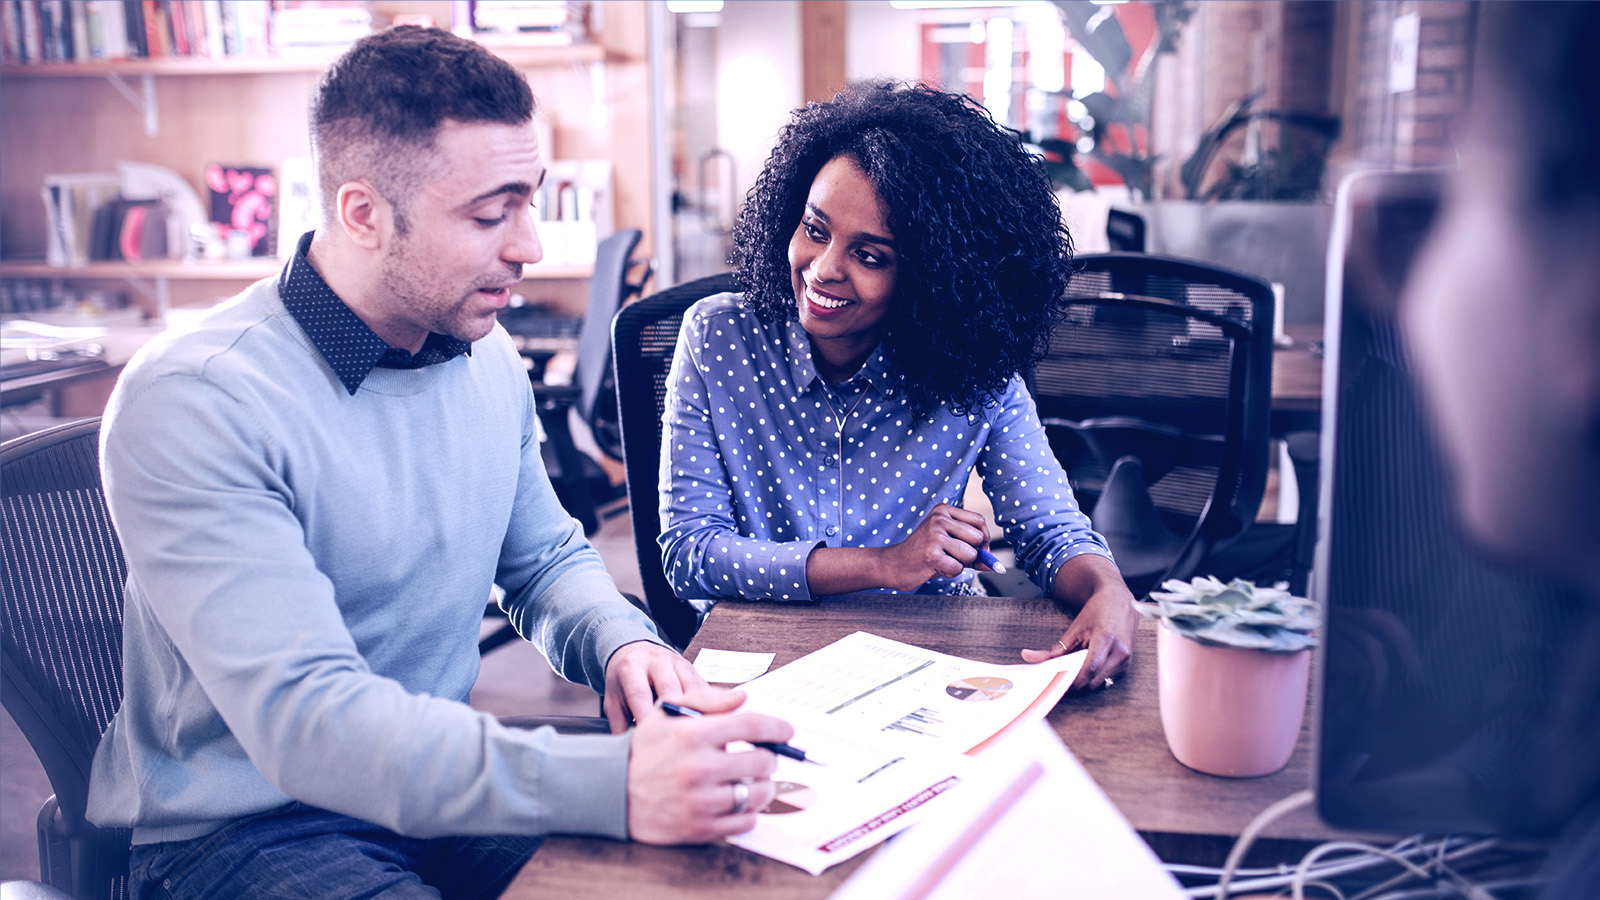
top-left (483, 229), bottom-right (650, 654)
top-left (1032, 252), bottom-right (1294, 597)
top-left (1106, 208), bottom-right (1147, 252)
top-left (611, 272), bottom-right (740, 651)
top-left (1, 421), bottom-right (609, 897)
top-left (1, 418), bottom-right (132, 900)
top-left (530, 228), bottom-right (649, 536)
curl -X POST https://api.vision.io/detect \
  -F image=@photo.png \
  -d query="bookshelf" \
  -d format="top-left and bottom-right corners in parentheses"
top-left (1, 2), bottom-right (653, 320)
top-left (0, 258), bottom-right (284, 281)
top-left (0, 259), bottom-right (593, 281)
top-left (0, 42), bottom-right (611, 77)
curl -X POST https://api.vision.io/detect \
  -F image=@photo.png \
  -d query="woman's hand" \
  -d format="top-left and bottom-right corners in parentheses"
top-left (1021, 555), bottom-right (1138, 694)
top-left (804, 504), bottom-right (1000, 595)
top-left (873, 503), bottom-right (994, 592)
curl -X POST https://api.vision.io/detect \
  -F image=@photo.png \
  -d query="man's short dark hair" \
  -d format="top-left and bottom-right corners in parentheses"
top-left (310, 26), bottom-right (535, 232)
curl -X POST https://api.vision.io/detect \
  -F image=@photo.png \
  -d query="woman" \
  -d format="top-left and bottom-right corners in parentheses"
top-left (659, 83), bottom-right (1135, 692)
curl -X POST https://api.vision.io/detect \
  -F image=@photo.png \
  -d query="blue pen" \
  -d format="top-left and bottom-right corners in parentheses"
top-left (976, 547), bottom-right (1008, 574)
top-left (659, 701), bottom-right (826, 765)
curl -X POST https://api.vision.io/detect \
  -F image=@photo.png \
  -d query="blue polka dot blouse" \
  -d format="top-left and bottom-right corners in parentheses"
top-left (658, 292), bottom-right (1113, 603)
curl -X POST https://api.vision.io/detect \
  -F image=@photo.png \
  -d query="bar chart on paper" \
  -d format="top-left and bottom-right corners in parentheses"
top-left (714, 631), bottom-right (1087, 874)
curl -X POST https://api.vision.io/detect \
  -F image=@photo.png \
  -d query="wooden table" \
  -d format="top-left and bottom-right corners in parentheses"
top-left (506, 593), bottom-right (1378, 899)
top-left (1271, 323), bottom-right (1324, 436)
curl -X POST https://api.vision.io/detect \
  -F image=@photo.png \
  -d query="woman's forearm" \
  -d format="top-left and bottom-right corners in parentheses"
top-left (803, 545), bottom-right (897, 595)
top-left (1051, 552), bottom-right (1133, 611)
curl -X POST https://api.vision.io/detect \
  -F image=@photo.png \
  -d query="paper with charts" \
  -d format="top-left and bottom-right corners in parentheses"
top-left (828, 720), bottom-right (1185, 899)
top-left (711, 630), bottom-right (1086, 875)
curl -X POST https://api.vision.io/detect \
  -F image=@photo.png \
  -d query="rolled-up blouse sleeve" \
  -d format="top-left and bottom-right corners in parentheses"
top-left (657, 306), bottom-right (820, 602)
top-left (977, 378), bottom-right (1115, 594)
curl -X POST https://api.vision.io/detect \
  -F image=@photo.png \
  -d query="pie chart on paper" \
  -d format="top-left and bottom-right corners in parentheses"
top-left (944, 675), bottom-right (1013, 702)
top-left (760, 781), bottom-right (819, 815)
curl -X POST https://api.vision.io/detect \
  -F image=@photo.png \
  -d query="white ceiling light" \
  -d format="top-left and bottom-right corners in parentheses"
top-left (667, 1), bottom-right (723, 13)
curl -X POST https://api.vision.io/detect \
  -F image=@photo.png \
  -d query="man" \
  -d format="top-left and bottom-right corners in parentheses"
top-left (88, 26), bottom-right (789, 899)
top-left (1401, 4), bottom-right (1600, 897)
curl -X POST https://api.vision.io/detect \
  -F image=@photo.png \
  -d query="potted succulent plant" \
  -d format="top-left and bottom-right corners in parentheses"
top-left (1136, 576), bottom-right (1319, 777)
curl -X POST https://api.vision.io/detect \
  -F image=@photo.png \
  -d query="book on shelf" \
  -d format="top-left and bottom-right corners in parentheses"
top-left (271, 2), bottom-right (370, 59)
top-left (275, 156), bottom-right (320, 261)
top-left (204, 163), bottom-right (277, 258)
top-left (0, 0), bottom-right (280, 64)
top-left (40, 173), bottom-right (123, 267)
top-left (452, 0), bottom-right (590, 48)
top-left (536, 159), bottom-right (612, 266)
top-left (86, 197), bottom-right (172, 263)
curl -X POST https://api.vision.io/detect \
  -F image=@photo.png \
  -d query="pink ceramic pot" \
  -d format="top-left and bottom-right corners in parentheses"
top-left (1156, 623), bottom-right (1311, 778)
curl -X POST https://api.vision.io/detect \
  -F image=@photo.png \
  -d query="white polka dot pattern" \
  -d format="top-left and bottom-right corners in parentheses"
top-left (657, 293), bottom-right (1112, 604)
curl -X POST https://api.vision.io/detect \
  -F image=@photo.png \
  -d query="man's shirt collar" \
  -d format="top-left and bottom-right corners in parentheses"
top-left (280, 231), bottom-right (472, 395)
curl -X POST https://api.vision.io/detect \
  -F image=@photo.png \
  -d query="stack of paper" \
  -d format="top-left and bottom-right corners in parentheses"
top-left (710, 631), bottom-right (1087, 875)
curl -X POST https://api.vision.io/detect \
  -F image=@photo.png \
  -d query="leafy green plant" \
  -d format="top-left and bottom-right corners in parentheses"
top-left (1135, 576), bottom-right (1318, 652)
top-left (1178, 89), bottom-right (1342, 201)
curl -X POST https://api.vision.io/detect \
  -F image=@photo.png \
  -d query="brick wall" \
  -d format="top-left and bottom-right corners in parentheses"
top-left (1153, 0), bottom-right (1479, 196)
top-left (1342, 0), bottom-right (1477, 168)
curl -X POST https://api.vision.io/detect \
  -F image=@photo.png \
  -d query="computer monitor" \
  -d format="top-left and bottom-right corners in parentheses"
top-left (1313, 170), bottom-right (1590, 839)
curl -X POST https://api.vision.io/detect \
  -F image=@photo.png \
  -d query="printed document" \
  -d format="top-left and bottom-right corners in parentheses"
top-left (828, 720), bottom-right (1184, 899)
top-left (710, 631), bottom-right (1085, 875)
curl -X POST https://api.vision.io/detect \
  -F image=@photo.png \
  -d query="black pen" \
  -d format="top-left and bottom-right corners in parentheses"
top-left (659, 701), bottom-right (826, 765)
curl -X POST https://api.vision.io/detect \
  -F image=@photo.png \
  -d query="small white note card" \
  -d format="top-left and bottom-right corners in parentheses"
top-left (693, 648), bottom-right (775, 685)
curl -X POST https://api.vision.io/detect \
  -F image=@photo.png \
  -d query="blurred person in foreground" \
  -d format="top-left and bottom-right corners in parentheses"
top-left (1402, 3), bottom-right (1600, 897)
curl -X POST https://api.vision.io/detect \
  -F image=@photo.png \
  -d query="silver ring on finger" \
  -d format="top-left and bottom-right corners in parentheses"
top-left (730, 780), bottom-right (750, 815)
top-left (1053, 640), bottom-right (1068, 655)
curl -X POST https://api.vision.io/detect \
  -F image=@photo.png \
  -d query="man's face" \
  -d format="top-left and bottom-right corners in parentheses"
top-left (1401, 137), bottom-right (1600, 573)
top-left (376, 118), bottom-right (544, 351)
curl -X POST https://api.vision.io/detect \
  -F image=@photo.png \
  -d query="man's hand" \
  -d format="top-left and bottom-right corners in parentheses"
top-left (604, 640), bottom-right (709, 733)
top-left (627, 688), bottom-right (795, 844)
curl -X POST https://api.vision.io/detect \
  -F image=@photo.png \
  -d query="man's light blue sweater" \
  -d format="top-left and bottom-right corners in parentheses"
top-left (88, 276), bottom-right (660, 845)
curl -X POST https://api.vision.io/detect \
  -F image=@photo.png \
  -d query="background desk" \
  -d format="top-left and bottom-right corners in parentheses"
top-left (506, 592), bottom-right (1378, 899)
top-left (0, 324), bottom-right (162, 438)
top-left (1272, 323), bottom-right (1323, 437)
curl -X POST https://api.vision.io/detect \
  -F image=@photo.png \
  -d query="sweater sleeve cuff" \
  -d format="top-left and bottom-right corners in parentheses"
top-left (587, 611), bottom-right (670, 680)
top-left (527, 730), bottom-right (635, 839)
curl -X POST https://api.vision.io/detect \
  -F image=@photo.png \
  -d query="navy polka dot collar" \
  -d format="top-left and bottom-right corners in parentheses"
top-left (279, 231), bottom-right (472, 395)
top-left (780, 317), bottom-right (896, 402)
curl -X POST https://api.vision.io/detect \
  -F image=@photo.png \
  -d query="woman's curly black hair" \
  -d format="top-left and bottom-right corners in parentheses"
top-left (731, 81), bottom-right (1074, 417)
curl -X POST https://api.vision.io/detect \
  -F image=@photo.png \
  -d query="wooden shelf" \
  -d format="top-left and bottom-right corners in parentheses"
top-left (1, 56), bottom-right (340, 77)
top-left (0, 43), bottom-right (610, 78)
top-left (0, 259), bottom-right (593, 281)
top-left (0, 259), bottom-right (281, 280)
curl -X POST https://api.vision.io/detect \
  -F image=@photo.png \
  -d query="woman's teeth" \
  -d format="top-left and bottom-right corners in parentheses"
top-left (809, 288), bottom-right (848, 309)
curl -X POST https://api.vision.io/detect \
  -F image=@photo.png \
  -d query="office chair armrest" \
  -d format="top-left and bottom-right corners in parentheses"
top-left (519, 348), bottom-right (559, 381)
top-left (498, 714), bottom-right (611, 735)
top-left (531, 382), bottom-right (581, 411)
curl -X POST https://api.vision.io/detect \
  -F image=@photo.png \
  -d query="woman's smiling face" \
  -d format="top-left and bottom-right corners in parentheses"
top-left (788, 155), bottom-right (900, 381)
